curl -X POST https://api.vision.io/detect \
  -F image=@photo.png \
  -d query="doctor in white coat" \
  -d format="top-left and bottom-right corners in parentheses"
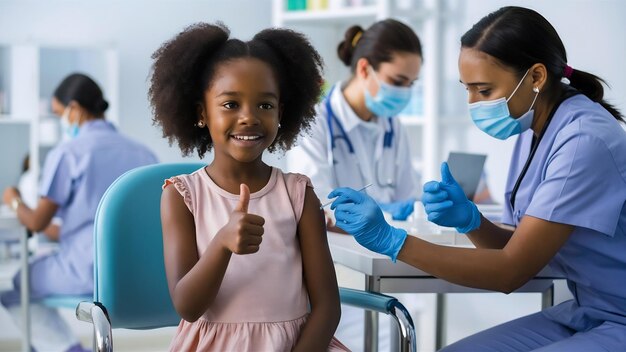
top-left (287, 19), bottom-right (423, 350)
top-left (288, 19), bottom-right (423, 222)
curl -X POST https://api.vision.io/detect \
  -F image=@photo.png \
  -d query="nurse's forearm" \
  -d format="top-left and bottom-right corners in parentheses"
top-left (465, 215), bottom-right (513, 249)
top-left (397, 236), bottom-right (525, 293)
top-left (16, 204), bottom-right (53, 232)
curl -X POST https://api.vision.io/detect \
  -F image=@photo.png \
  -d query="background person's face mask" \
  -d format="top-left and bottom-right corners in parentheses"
top-left (468, 69), bottom-right (538, 140)
top-left (364, 66), bottom-right (412, 117)
top-left (60, 106), bottom-right (80, 140)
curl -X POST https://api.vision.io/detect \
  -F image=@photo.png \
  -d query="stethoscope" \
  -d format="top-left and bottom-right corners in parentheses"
top-left (325, 86), bottom-right (396, 189)
top-left (509, 89), bottom-right (579, 211)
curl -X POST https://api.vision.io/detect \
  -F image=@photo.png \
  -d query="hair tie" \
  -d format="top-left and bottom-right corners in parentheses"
top-left (563, 65), bottom-right (574, 79)
top-left (351, 31), bottom-right (363, 48)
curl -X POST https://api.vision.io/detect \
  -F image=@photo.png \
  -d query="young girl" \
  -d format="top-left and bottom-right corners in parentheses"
top-left (149, 23), bottom-right (349, 351)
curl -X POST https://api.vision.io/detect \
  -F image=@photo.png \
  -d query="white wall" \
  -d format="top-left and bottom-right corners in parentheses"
top-left (0, 0), bottom-right (273, 164)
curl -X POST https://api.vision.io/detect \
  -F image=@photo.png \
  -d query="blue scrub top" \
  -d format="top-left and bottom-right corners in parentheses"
top-left (502, 93), bottom-right (626, 331)
top-left (39, 119), bottom-right (158, 286)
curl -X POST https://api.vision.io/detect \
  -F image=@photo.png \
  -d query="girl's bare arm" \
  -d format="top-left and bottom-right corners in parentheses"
top-left (294, 187), bottom-right (342, 351)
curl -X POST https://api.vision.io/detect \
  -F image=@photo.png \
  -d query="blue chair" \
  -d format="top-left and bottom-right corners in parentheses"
top-left (75, 163), bottom-right (416, 352)
top-left (41, 295), bottom-right (92, 309)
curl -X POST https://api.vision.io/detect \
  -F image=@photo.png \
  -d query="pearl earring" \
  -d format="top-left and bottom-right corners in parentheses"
top-left (278, 123), bottom-right (282, 129)
top-left (196, 120), bottom-right (205, 128)
top-left (533, 87), bottom-right (540, 93)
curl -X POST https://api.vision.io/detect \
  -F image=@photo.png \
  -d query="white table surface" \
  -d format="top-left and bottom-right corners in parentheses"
top-left (328, 231), bottom-right (562, 288)
top-left (327, 222), bottom-right (563, 352)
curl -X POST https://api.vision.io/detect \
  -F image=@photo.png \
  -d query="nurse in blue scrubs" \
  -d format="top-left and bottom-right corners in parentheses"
top-left (1, 73), bottom-right (158, 352)
top-left (328, 6), bottom-right (626, 351)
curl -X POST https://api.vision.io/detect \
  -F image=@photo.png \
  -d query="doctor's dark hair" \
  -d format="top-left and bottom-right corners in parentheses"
top-left (338, 19), bottom-right (422, 71)
top-left (462, 6), bottom-right (623, 122)
top-left (53, 73), bottom-right (109, 117)
top-left (148, 22), bottom-right (324, 158)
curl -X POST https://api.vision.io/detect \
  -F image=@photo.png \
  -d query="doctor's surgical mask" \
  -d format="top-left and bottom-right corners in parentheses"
top-left (60, 106), bottom-right (80, 140)
top-left (469, 69), bottom-right (539, 140)
top-left (364, 66), bottom-right (412, 118)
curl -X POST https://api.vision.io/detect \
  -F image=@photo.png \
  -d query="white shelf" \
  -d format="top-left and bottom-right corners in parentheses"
top-left (0, 115), bottom-right (31, 124)
top-left (399, 116), bottom-right (471, 127)
top-left (439, 116), bottom-right (472, 126)
top-left (39, 114), bottom-right (58, 121)
top-left (280, 5), bottom-right (379, 24)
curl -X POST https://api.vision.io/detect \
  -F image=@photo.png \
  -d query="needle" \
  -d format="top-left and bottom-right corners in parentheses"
top-left (320, 183), bottom-right (373, 209)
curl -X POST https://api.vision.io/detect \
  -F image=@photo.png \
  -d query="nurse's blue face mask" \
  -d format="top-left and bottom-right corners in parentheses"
top-left (60, 106), bottom-right (80, 140)
top-left (469, 69), bottom-right (539, 140)
top-left (364, 66), bottom-right (412, 117)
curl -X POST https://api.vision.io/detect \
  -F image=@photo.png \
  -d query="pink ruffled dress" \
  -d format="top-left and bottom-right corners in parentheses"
top-left (164, 167), bottom-right (349, 351)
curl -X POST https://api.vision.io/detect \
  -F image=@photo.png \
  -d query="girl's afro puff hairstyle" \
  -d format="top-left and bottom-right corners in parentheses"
top-left (148, 22), bottom-right (324, 158)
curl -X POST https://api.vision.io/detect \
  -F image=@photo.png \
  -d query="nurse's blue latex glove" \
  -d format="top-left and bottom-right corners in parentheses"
top-left (422, 162), bottom-right (481, 233)
top-left (329, 187), bottom-right (408, 262)
top-left (379, 198), bottom-right (416, 221)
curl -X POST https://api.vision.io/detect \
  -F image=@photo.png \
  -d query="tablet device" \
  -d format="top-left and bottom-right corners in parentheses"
top-left (446, 152), bottom-right (487, 200)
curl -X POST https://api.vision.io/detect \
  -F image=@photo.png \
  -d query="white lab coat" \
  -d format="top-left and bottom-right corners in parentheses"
top-left (287, 82), bottom-right (420, 204)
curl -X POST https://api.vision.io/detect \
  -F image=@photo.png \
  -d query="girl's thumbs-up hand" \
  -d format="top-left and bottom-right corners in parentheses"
top-left (235, 183), bottom-right (250, 213)
top-left (217, 184), bottom-right (265, 254)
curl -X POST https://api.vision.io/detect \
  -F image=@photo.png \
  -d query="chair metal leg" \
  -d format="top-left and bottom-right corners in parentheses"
top-left (435, 293), bottom-right (446, 350)
top-left (541, 284), bottom-right (554, 309)
top-left (364, 309), bottom-right (378, 351)
top-left (388, 301), bottom-right (417, 352)
top-left (20, 226), bottom-right (30, 352)
top-left (76, 302), bottom-right (113, 352)
top-left (364, 275), bottom-right (380, 352)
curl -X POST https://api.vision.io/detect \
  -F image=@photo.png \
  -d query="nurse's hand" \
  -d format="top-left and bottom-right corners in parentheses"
top-left (2, 187), bottom-right (20, 206)
top-left (422, 162), bottom-right (481, 233)
top-left (379, 198), bottom-right (416, 221)
top-left (329, 187), bottom-right (407, 262)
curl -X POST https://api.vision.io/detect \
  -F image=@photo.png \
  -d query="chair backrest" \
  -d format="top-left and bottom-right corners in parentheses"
top-left (93, 163), bottom-right (204, 329)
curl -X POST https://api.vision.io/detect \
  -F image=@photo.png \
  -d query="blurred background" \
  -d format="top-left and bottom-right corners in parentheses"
top-left (0, 0), bottom-right (624, 351)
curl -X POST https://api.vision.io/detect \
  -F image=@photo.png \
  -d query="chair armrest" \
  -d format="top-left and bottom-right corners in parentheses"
top-left (339, 287), bottom-right (398, 314)
top-left (339, 288), bottom-right (417, 352)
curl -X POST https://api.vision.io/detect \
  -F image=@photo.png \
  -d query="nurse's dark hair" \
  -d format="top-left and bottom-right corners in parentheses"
top-left (338, 19), bottom-right (422, 71)
top-left (461, 6), bottom-right (623, 122)
top-left (53, 73), bottom-right (109, 117)
top-left (148, 22), bottom-right (323, 158)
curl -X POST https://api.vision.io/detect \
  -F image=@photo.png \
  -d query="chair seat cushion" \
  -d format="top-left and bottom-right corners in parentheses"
top-left (41, 295), bottom-right (93, 309)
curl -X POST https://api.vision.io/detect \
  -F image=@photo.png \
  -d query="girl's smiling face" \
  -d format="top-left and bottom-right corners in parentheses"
top-left (199, 58), bottom-right (281, 164)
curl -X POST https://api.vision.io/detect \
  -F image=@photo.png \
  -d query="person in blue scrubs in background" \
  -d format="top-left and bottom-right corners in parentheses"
top-left (329, 6), bottom-right (626, 351)
top-left (1, 73), bottom-right (158, 352)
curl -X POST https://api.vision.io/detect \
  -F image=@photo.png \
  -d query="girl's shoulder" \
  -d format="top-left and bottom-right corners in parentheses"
top-left (276, 169), bottom-right (314, 223)
top-left (161, 167), bottom-right (207, 212)
top-left (162, 167), bottom-right (206, 190)
top-left (281, 170), bottom-right (313, 190)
